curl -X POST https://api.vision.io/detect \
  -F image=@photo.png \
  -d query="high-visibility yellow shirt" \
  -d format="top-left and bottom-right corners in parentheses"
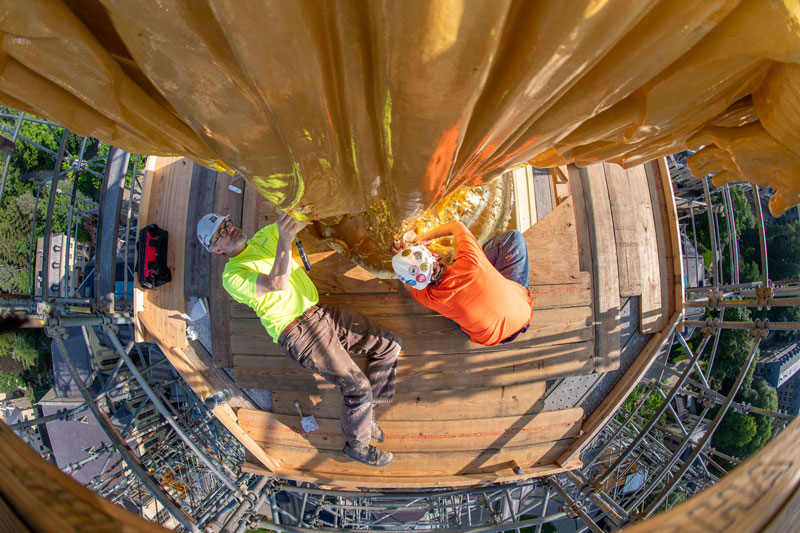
top-left (222, 224), bottom-right (318, 343)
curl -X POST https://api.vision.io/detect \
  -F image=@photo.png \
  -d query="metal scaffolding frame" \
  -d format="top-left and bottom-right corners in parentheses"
top-left (2, 116), bottom-right (798, 531)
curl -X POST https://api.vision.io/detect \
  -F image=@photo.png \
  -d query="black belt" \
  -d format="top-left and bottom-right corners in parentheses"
top-left (281, 305), bottom-right (320, 338)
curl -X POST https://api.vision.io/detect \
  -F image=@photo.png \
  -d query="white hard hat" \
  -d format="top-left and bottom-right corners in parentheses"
top-left (197, 213), bottom-right (229, 251)
top-left (392, 245), bottom-right (436, 289)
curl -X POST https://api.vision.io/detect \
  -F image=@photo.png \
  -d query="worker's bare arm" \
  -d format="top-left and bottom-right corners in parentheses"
top-left (255, 212), bottom-right (306, 298)
top-left (415, 221), bottom-right (471, 244)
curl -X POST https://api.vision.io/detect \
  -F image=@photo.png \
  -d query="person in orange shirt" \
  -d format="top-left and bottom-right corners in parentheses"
top-left (391, 222), bottom-right (533, 346)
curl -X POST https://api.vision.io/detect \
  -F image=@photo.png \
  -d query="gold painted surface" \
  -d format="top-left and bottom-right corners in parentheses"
top-left (0, 0), bottom-right (799, 271)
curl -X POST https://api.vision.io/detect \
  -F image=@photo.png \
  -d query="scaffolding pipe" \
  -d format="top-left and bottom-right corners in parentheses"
top-left (102, 326), bottom-right (242, 496)
top-left (723, 185), bottom-right (740, 285)
top-left (702, 178), bottom-right (719, 289)
top-left (39, 129), bottom-right (70, 302)
top-left (751, 185), bottom-right (770, 287)
top-left (689, 201), bottom-right (701, 285)
top-left (642, 337), bottom-right (763, 517)
top-left (26, 185), bottom-right (42, 296)
top-left (595, 331), bottom-right (708, 485)
top-left (224, 477), bottom-right (269, 533)
top-left (546, 478), bottom-right (604, 533)
top-left (52, 335), bottom-right (198, 532)
top-left (0, 111), bottom-right (24, 206)
top-left (625, 406), bottom-right (711, 514)
top-left (63, 135), bottom-right (89, 297)
top-left (7, 403), bottom-right (88, 431)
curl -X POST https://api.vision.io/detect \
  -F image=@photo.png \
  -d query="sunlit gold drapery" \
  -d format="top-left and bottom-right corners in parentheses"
top-left (1, 0), bottom-right (799, 264)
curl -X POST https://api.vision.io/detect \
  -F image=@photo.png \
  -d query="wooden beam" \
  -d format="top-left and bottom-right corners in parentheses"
top-left (644, 160), bottom-right (672, 331)
top-left (580, 164), bottom-right (621, 373)
top-left (657, 157), bottom-right (685, 313)
top-left (566, 164), bottom-right (593, 274)
top-left (633, 162), bottom-right (664, 334)
top-left (0, 421), bottom-right (166, 532)
top-left (624, 416), bottom-right (800, 533)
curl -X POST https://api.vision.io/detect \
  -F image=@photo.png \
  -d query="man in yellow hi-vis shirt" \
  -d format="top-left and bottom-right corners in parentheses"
top-left (198, 211), bottom-right (400, 467)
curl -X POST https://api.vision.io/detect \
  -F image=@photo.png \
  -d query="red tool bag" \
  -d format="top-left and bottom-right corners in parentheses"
top-left (136, 224), bottom-right (172, 289)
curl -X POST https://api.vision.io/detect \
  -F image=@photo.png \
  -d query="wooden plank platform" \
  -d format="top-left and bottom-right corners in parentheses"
top-left (134, 155), bottom-right (680, 488)
top-left (580, 164), bottom-right (621, 373)
top-left (239, 407), bottom-right (583, 452)
top-left (272, 382), bottom-right (547, 421)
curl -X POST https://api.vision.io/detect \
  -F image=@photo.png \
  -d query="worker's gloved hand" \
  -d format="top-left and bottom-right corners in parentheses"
top-left (686, 123), bottom-right (800, 217)
top-left (276, 210), bottom-right (306, 240)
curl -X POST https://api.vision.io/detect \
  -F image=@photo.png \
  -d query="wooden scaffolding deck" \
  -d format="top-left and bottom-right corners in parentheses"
top-left (134, 156), bottom-right (682, 488)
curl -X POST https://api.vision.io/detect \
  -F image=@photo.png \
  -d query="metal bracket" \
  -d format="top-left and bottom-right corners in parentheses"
top-left (561, 501), bottom-right (585, 519)
top-left (44, 324), bottom-right (67, 339)
top-left (754, 286), bottom-right (774, 310)
top-left (750, 319), bottom-right (769, 339)
top-left (700, 318), bottom-right (720, 337)
top-left (100, 322), bottom-right (119, 336)
top-left (36, 301), bottom-right (53, 316)
top-left (705, 289), bottom-right (724, 309)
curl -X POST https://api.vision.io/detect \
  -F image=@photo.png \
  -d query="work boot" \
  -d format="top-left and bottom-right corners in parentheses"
top-left (371, 411), bottom-right (385, 443)
top-left (343, 443), bottom-right (393, 467)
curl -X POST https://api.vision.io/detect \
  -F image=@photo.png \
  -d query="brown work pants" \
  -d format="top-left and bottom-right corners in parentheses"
top-left (278, 305), bottom-right (401, 450)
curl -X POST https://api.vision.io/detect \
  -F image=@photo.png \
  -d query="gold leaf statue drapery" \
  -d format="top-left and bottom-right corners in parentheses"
top-left (1, 0), bottom-right (799, 270)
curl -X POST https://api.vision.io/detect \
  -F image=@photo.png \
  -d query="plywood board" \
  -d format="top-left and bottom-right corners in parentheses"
top-left (644, 161), bottom-right (672, 330)
top-left (233, 340), bottom-right (593, 392)
top-left (0, 421), bottom-right (165, 532)
top-left (229, 305), bottom-right (593, 357)
top-left (272, 381), bottom-right (547, 421)
top-left (604, 162), bottom-right (642, 297)
top-left (524, 197), bottom-right (583, 285)
top-left (566, 164), bottom-right (593, 274)
top-left (581, 164), bottom-right (621, 373)
top-left (239, 408), bottom-right (582, 452)
top-left (657, 157), bottom-right (685, 312)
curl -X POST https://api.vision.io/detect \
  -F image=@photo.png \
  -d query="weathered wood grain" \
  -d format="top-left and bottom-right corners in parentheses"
top-left (524, 196), bottom-right (583, 285)
top-left (239, 408), bottom-right (583, 452)
top-left (604, 162), bottom-right (642, 297)
top-left (253, 439), bottom-right (573, 478)
top-left (183, 164), bottom-right (216, 299)
top-left (233, 340), bottom-right (593, 392)
top-left (272, 381), bottom-right (547, 421)
top-left (229, 305), bottom-right (593, 357)
top-left (581, 164), bottom-right (621, 373)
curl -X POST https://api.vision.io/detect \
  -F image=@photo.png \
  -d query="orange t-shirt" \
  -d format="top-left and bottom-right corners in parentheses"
top-left (411, 231), bottom-right (533, 346)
